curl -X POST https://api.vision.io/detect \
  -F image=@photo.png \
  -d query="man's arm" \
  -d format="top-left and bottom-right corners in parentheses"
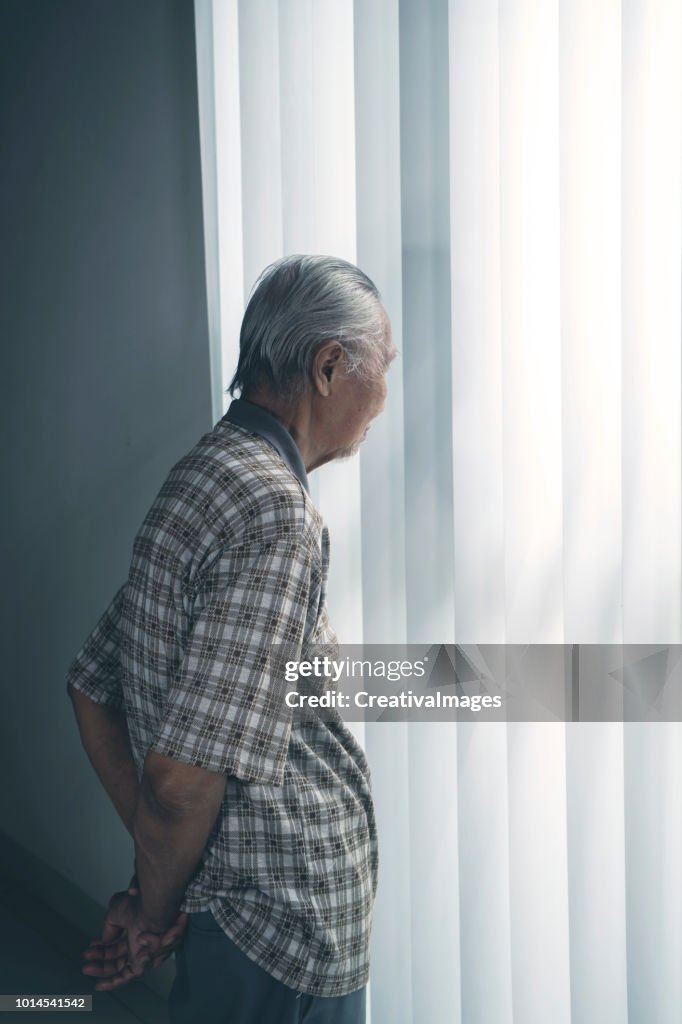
top-left (79, 749), bottom-right (224, 991)
top-left (66, 586), bottom-right (192, 985)
top-left (132, 751), bottom-right (227, 930)
top-left (68, 685), bottom-right (139, 835)
top-left (82, 751), bottom-right (226, 990)
top-left (67, 584), bottom-right (138, 833)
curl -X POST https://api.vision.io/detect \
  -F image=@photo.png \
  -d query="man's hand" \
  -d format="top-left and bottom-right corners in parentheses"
top-left (81, 890), bottom-right (188, 991)
top-left (125, 875), bottom-right (189, 970)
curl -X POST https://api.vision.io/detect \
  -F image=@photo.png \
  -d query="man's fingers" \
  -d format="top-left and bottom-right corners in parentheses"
top-left (83, 939), bottom-right (128, 961)
top-left (157, 939), bottom-right (180, 957)
top-left (82, 955), bottom-right (127, 978)
top-left (85, 949), bottom-right (152, 986)
top-left (136, 929), bottom-right (181, 961)
top-left (100, 917), bottom-right (123, 944)
top-left (151, 952), bottom-right (172, 968)
top-left (164, 913), bottom-right (189, 942)
top-left (93, 965), bottom-right (137, 991)
top-left (128, 957), bottom-right (150, 978)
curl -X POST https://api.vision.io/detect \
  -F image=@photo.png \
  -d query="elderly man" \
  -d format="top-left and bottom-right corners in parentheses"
top-left (66, 254), bottom-right (395, 1024)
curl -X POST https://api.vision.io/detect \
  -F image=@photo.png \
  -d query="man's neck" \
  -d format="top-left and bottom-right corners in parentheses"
top-left (241, 388), bottom-right (325, 472)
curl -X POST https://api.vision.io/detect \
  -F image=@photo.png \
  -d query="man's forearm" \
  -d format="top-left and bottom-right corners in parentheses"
top-left (132, 769), bottom-right (226, 932)
top-left (69, 685), bottom-right (139, 835)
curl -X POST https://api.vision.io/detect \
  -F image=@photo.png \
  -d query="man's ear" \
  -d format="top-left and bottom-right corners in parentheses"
top-left (312, 341), bottom-right (344, 396)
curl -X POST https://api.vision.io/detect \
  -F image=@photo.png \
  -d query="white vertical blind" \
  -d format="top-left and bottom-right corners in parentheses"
top-left (399, 0), bottom-right (456, 645)
top-left (278, 1), bottom-right (315, 254)
top-left (193, 0), bottom-right (224, 422)
top-left (449, 0), bottom-right (505, 644)
top-left (625, 722), bottom-right (682, 1024)
top-left (398, 6), bottom-right (461, 1024)
top-left (448, 10), bottom-right (511, 1022)
top-left (353, 2), bottom-right (411, 1021)
top-left (559, 0), bottom-right (623, 644)
top-left (566, 720), bottom-right (628, 1024)
top-left (204, 0), bottom-right (243, 399)
top-left (497, 6), bottom-right (572, 1022)
top-left (559, 7), bottom-right (629, 1022)
top-left (507, 721), bottom-right (572, 1024)
top-left (621, 5), bottom-right (682, 1023)
top-left (238, 0), bottom-right (283, 291)
top-left (457, 719), bottom-right (513, 1023)
top-left (195, 1), bottom-right (682, 1020)
top-left (621, 0), bottom-right (681, 642)
top-left (499, 0), bottom-right (564, 644)
top-left (407, 724), bottom-right (460, 1024)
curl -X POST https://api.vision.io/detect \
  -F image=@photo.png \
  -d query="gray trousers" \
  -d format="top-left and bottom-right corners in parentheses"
top-left (168, 911), bottom-right (366, 1024)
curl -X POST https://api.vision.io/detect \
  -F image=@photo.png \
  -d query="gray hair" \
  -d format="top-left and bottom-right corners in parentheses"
top-left (227, 254), bottom-right (390, 398)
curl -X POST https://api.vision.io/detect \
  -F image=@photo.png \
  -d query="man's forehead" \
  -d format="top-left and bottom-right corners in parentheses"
top-left (380, 312), bottom-right (398, 361)
top-left (384, 334), bottom-right (399, 365)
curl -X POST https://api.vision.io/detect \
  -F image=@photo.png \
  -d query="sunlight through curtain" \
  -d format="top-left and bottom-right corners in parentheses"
top-left (194, 1), bottom-right (682, 1021)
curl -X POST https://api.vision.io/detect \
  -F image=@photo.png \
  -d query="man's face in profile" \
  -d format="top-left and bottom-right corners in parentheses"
top-left (328, 328), bottom-right (395, 462)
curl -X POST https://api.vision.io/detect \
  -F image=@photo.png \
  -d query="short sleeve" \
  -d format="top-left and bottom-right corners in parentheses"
top-left (149, 533), bottom-right (314, 785)
top-left (66, 585), bottom-right (127, 710)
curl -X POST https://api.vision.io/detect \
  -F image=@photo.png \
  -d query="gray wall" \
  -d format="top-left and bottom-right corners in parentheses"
top-left (0, 0), bottom-right (212, 913)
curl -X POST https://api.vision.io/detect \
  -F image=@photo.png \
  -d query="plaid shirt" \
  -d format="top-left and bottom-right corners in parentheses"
top-left (66, 400), bottom-right (378, 996)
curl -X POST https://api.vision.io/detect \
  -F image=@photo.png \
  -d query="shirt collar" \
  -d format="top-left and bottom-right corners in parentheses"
top-left (223, 398), bottom-right (310, 493)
